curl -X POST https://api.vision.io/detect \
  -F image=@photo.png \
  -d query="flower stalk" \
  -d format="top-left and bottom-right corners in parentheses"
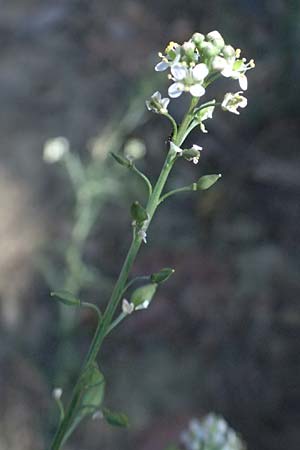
top-left (48, 30), bottom-right (254, 450)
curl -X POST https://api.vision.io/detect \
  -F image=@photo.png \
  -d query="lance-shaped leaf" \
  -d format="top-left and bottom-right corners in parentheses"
top-left (103, 408), bottom-right (129, 427)
top-left (196, 174), bottom-right (222, 190)
top-left (130, 283), bottom-right (158, 310)
top-left (151, 268), bottom-right (175, 284)
top-left (110, 152), bottom-right (132, 168)
top-left (51, 290), bottom-right (81, 306)
top-left (131, 201), bottom-right (148, 224)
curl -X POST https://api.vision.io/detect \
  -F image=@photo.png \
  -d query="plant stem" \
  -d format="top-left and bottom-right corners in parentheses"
top-left (131, 165), bottom-right (153, 198)
top-left (49, 98), bottom-right (196, 450)
top-left (158, 186), bottom-right (193, 204)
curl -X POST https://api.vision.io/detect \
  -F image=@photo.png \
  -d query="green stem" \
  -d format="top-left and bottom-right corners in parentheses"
top-left (49, 98), bottom-right (196, 450)
top-left (163, 112), bottom-right (178, 138)
top-left (158, 186), bottom-right (194, 204)
top-left (131, 165), bottom-right (153, 198)
top-left (105, 312), bottom-right (127, 336)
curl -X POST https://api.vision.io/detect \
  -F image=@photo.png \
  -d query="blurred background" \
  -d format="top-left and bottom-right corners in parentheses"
top-left (0, 1), bottom-right (299, 449)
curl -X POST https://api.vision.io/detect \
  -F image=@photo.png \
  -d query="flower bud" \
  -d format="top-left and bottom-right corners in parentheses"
top-left (182, 41), bottom-right (196, 58)
top-left (222, 45), bottom-right (235, 60)
top-left (192, 33), bottom-right (205, 46)
top-left (199, 41), bottom-right (219, 58)
top-left (206, 30), bottom-right (225, 50)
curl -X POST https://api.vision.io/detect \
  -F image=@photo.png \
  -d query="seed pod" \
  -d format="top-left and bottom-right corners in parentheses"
top-left (151, 268), bottom-right (175, 284)
top-left (131, 201), bottom-right (148, 224)
top-left (197, 174), bottom-right (222, 190)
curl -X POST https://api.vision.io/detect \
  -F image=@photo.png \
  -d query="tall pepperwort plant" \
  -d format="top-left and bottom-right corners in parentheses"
top-left (49, 30), bottom-right (255, 449)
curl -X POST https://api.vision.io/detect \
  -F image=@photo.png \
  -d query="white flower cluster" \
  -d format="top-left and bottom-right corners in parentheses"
top-left (181, 414), bottom-right (245, 450)
top-left (155, 31), bottom-right (255, 99)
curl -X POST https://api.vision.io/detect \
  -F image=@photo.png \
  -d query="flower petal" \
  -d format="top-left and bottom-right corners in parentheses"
top-left (171, 64), bottom-right (187, 80)
top-left (189, 83), bottom-right (205, 97)
top-left (192, 63), bottom-right (209, 81)
top-left (168, 82), bottom-right (184, 98)
top-left (152, 91), bottom-right (161, 101)
top-left (161, 97), bottom-right (170, 110)
top-left (155, 61), bottom-right (169, 72)
top-left (239, 74), bottom-right (248, 90)
top-left (221, 66), bottom-right (233, 77)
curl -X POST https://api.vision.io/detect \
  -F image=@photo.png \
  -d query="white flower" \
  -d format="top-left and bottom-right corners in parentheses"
top-left (146, 91), bottom-right (170, 114)
top-left (221, 57), bottom-right (255, 91)
top-left (222, 91), bottom-right (248, 114)
top-left (43, 137), bottom-right (69, 163)
top-left (122, 299), bottom-right (134, 315)
top-left (53, 387), bottom-right (63, 400)
top-left (155, 42), bottom-right (181, 72)
top-left (168, 63), bottom-right (209, 98)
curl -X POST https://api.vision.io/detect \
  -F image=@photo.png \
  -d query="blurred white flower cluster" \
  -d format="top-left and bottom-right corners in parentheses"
top-left (181, 414), bottom-right (245, 450)
top-left (155, 31), bottom-right (255, 99)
